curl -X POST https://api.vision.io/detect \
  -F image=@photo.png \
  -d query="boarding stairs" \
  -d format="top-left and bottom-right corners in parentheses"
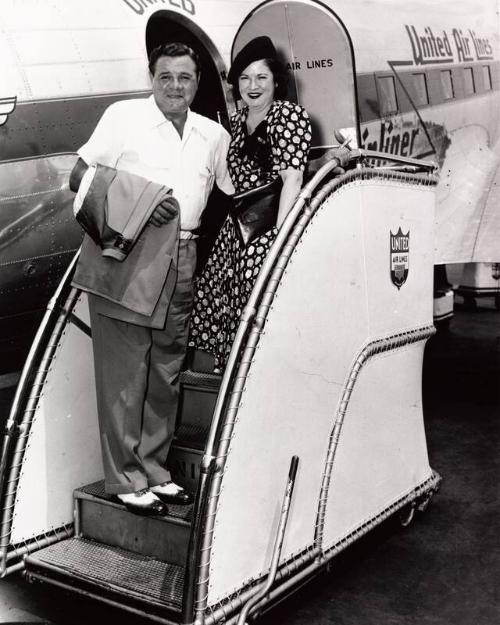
top-left (24, 364), bottom-right (220, 622)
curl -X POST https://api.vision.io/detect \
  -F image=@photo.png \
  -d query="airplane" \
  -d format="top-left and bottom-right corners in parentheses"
top-left (0, 0), bottom-right (498, 623)
top-left (0, 0), bottom-right (498, 379)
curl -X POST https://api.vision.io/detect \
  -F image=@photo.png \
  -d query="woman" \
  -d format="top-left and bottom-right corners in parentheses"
top-left (189, 36), bottom-right (312, 371)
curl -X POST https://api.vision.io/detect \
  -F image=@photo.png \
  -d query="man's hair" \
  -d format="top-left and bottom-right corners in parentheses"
top-left (148, 42), bottom-right (201, 77)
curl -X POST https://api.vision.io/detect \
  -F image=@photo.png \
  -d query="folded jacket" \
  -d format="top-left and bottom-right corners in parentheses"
top-left (73, 163), bottom-right (173, 261)
top-left (72, 165), bottom-right (180, 319)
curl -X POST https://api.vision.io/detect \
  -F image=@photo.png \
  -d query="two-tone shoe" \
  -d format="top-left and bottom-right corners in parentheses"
top-left (151, 481), bottom-right (194, 505)
top-left (115, 488), bottom-right (169, 516)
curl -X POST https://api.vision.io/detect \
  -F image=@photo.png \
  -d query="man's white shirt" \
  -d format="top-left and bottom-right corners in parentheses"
top-left (78, 95), bottom-right (234, 232)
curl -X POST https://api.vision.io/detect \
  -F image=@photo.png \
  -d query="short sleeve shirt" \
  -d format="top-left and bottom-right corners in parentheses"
top-left (227, 100), bottom-right (312, 193)
top-left (78, 95), bottom-right (234, 231)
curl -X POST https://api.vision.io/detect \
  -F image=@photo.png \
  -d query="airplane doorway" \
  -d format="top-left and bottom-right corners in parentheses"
top-left (231, 0), bottom-right (361, 151)
top-left (146, 11), bottom-right (231, 126)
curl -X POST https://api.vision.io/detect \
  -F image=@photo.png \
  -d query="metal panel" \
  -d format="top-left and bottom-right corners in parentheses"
top-left (321, 344), bottom-right (432, 550)
top-left (10, 295), bottom-right (103, 543)
top-left (357, 72), bottom-right (380, 123)
top-left (206, 175), bottom-right (435, 606)
top-left (434, 126), bottom-right (500, 264)
top-left (0, 156), bottom-right (83, 318)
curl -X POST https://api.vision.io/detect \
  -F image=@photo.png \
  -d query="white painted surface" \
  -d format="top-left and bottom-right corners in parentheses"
top-left (11, 295), bottom-right (103, 543)
top-left (207, 175), bottom-right (435, 606)
top-left (321, 344), bottom-right (432, 550)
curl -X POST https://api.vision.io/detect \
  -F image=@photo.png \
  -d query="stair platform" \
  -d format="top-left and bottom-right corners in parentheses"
top-left (177, 369), bottom-right (221, 449)
top-left (25, 537), bottom-right (184, 618)
top-left (75, 481), bottom-right (192, 566)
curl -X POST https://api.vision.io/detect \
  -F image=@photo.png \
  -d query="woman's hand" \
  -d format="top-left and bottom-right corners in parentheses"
top-left (276, 168), bottom-right (303, 228)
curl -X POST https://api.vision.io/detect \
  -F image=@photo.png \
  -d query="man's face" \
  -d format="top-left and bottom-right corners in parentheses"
top-left (152, 55), bottom-right (199, 119)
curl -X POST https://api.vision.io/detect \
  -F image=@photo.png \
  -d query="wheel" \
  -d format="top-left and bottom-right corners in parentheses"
top-left (434, 317), bottom-right (451, 333)
top-left (463, 295), bottom-right (477, 311)
top-left (416, 493), bottom-right (433, 513)
top-left (398, 503), bottom-right (416, 527)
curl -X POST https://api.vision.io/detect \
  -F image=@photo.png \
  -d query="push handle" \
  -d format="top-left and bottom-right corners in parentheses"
top-left (237, 455), bottom-right (300, 625)
top-left (288, 454), bottom-right (299, 481)
top-left (333, 129), bottom-right (352, 150)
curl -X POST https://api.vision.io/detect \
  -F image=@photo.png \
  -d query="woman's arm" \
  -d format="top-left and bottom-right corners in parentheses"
top-left (277, 168), bottom-right (303, 228)
top-left (267, 102), bottom-right (311, 228)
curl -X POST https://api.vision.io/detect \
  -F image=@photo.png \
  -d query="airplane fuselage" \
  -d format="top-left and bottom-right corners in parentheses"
top-left (0, 0), bottom-right (498, 371)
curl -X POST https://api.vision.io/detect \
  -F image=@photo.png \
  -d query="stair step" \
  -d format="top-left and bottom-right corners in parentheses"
top-left (25, 537), bottom-right (184, 618)
top-left (177, 369), bottom-right (221, 449)
top-left (168, 444), bottom-right (203, 493)
top-left (75, 481), bottom-right (192, 567)
top-left (175, 422), bottom-right (212, 449)
top-left (179, 369), bottom-right (222, 389)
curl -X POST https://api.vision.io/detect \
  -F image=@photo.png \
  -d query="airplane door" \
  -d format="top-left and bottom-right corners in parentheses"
top-left (232, 0), bottom-right (360, 150)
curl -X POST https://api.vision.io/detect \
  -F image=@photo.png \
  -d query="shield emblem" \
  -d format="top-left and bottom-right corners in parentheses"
top-left (390, 228), bottom-right (410, 289)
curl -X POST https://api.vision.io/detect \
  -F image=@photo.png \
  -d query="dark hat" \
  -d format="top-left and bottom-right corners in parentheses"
top-left (227, 36), bottom-right (277, 85)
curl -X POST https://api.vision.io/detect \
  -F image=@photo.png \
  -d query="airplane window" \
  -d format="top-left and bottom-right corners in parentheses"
top-left (412, 72), bottom-right (429, 106)
top-left (377, 75), bottom-right (398, 115)
top-left (440, 70), bottom-right (454, 100)
top-left (482, 65), bottom-right (492, 90)
top-left (463, 68), bottom-right (475, 95)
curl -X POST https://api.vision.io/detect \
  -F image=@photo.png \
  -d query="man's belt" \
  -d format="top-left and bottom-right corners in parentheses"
top-left (180, 230), bottom-right (198, 240)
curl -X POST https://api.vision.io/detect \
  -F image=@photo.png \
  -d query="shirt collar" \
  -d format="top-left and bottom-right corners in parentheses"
top-left (147, 95), bottom-right (169, 128)
top-left (146, 95), bottom-right (207, 141)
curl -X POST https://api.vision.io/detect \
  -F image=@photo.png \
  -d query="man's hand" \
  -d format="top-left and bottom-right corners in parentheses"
top-left (149, 195), bottom-right (180, 227)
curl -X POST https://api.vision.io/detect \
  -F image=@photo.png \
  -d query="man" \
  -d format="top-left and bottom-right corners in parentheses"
top-left (73, 42), bottom-right (233, 515)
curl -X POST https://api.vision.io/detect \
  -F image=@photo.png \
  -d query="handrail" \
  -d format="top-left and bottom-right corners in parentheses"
top-left (191, 156), bottom-right (346, 624)
top-left (192, 164), bottom-right (439, 622)
top-left (0, 251), bottom-right (80, 574)
top-left (236, 456), bottom-right (299, 625)
top-left (358, 149), bottom-right (438, 172)
top-left (314, 325), bottom-right (436, 552)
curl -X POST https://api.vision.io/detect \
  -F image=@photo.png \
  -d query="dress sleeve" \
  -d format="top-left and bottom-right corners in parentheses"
top-left (267, 101), bottom-right (312, 172)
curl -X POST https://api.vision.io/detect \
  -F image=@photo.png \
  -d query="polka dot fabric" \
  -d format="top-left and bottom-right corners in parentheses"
top-left (188, 100), bottom-right (311, 371)
top-left (228, 100), bottom-right (311, 190)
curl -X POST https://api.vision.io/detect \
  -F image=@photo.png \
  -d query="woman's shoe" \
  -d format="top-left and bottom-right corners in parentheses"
top-left (115, 488), bottom-right (169, 516)
top-left (150, 481), bottom-right (193, 505)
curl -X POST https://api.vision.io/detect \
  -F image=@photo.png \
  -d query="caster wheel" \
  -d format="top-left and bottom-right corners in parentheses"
top-left (398, 503), bottom-right (416, 527)
top-left (416, 492), bottom-right (433, 513)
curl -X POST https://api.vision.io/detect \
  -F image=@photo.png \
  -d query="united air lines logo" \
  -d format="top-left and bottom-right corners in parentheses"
top-left (0, 96), bottom-right (17, 127)
top-left (390, 228), bottom-right (410, 289)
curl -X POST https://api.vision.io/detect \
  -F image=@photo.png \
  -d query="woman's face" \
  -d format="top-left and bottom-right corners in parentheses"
top-left (238, 59), bottom-right (276, 110)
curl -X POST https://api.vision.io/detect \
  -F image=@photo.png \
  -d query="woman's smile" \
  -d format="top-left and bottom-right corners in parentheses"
top-left (238, 59), bottom-right (275, 110)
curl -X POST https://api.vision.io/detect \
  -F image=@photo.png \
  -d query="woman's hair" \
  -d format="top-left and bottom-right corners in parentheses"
top-left (148, 42), bottom-right (201, 77)
top-left (232, 57), bottom-right (288, 101)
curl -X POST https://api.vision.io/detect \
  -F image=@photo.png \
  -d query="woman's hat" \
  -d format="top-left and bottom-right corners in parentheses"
top-left (227, 36), bottom-right (277, 85)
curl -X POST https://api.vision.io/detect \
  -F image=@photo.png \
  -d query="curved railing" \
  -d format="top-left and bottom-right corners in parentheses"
top-left (0, 253), bottom-right (80, 575)
top-left (314, 324), bottom-right (436, 551)
top-left (190, 153), bottom-right (438, 623)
